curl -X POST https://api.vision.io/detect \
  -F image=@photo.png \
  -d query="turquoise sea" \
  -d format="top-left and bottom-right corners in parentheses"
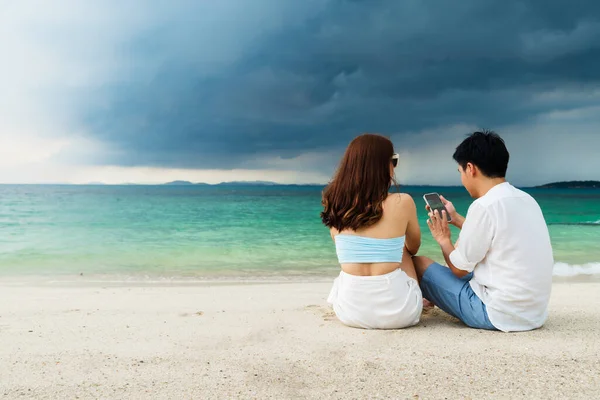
top-left (1, 185), bottom-right (599, 279)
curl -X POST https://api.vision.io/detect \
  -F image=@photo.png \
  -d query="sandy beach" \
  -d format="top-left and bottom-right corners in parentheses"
top-left (0, 279), bottom-right (598, 399)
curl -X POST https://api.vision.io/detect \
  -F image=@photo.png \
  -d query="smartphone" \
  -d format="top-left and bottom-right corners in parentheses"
top-left (423, 193), bottom-right (452, 222)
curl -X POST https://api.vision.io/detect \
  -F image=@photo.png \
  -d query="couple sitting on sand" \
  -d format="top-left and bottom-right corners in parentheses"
top-left (323, 131), bottom-right (554, 332)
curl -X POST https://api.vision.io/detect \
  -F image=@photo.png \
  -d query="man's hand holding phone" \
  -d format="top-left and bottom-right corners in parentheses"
top-left (424, 194), bottom-right (464, 229)
top-left (426, 195), bottom-right (456, 220)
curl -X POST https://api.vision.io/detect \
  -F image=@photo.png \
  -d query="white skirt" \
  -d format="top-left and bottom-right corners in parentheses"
top-left (327, 268), bottom-right (423, 329)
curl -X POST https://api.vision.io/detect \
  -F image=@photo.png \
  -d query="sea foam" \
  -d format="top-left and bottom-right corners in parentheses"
top-left (553, 262), bottom-right (600, 277)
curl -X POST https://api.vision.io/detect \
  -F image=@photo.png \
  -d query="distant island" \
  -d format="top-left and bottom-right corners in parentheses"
top-left (162, 180), bottom-right (284, 186)
top-left (163, 180), bottom-right (194, 185)
top-left (536, 180), bottom-right (600, 189)
top-left (163, 180), bottom-right (209, 186)
top-left (216, 180), bottom-right (279, 186)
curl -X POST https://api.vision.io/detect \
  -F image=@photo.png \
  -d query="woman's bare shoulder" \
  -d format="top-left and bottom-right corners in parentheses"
top-left (387, 192), bottom-right (416, 209)
top-left (329, 227), bottom-right (339, 240)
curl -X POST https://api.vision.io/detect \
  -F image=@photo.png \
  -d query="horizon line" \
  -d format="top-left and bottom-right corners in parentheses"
top-left (0, 180), bottom-right (597, 188)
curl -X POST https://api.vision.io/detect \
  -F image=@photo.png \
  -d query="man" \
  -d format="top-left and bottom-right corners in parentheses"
top-left (414, 131), bottom-right (554, 332)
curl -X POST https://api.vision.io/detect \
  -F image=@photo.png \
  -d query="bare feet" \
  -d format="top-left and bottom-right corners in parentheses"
top-left (423, 298), bottom-right (435, 311)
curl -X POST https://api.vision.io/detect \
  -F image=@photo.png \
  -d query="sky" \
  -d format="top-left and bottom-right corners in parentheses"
top-left (1, 0), bottom-right (600, 186)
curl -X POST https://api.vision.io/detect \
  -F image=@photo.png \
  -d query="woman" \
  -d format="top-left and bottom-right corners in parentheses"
top-left (322, 133), bottom-right (423, 329)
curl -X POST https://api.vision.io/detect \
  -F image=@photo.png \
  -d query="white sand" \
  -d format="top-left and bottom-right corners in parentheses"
top-left (1, 279), bottom-right (599, 399)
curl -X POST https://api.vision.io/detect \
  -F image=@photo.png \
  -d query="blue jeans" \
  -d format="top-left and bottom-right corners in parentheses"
top-left (421, 263), bottom-right (497, 330)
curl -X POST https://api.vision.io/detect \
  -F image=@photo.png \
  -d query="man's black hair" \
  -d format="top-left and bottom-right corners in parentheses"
top-left (452, 130), bottom-right (509, 178)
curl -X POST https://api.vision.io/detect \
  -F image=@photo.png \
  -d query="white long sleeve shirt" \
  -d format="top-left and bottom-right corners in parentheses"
top-left (449, 182), bottom-right (554, 332)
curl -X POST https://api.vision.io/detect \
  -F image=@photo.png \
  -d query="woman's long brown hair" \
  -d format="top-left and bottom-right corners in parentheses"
top-left (321, 133), bottom-right (397, 232)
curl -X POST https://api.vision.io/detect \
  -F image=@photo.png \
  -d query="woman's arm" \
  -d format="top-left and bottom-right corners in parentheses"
top-left (402, 195), bottom-right (421, 256)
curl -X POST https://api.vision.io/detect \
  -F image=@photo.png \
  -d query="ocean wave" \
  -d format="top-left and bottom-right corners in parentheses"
top-left (553, 262), bottom-right (600, 277)
top-left (548, 221), bottom-right (600, 226)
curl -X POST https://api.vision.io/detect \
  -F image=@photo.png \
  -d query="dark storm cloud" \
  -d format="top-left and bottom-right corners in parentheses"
top-left (78, 0), bottom-right (600, 168)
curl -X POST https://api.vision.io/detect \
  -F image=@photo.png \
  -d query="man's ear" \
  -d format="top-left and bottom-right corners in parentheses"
top-left (466, 162), bottom-right (476, 177)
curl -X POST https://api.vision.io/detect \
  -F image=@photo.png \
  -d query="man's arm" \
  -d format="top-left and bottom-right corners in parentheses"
top-left (428, 204), bottom-right (494, 278)
top-left (438, 238), bottom-right (469, 278)
top-left (427, 210), bottom-right (470, 278)
top-left (450, 214), bottom-right (466, 230)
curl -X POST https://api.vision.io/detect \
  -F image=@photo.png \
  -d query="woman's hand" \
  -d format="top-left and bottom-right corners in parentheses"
top-left (427, 209), bottom-right (452, 246)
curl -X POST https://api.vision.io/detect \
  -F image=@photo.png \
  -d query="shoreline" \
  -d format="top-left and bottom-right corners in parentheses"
top-left (0, 273), bottom-right (336, 288)
top-left (1, 271), bottom-right (600, 287)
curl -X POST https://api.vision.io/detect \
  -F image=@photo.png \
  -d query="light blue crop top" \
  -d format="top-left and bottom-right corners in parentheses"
top-left (334, 234), bottom-right (405, 264)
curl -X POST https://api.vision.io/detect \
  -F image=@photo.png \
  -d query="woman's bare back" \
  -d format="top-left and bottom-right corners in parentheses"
top-left (330, 193), bottom-right (421, 279)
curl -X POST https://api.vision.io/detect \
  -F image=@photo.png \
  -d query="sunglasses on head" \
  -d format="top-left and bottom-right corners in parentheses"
top-left (391, 153), bottom-right (399, 168)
